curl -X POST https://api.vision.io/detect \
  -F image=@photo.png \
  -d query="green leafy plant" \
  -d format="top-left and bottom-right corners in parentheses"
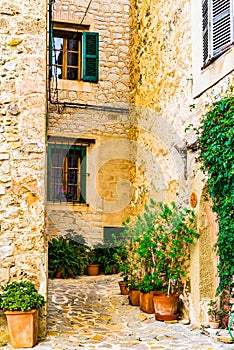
top-left (113, 244), bottom-right (130, 282)
top-left (94, 245), bottom-right (119, 274)
top-left (120, 200), bottom-right (199, 295)
top-left (154, 201), bottom-right (199, 295)
top-left (196, 92), bottom-right (234, 293)
top-left (208, 299), bottom-right (219, 321)
top-left (0, 281), bottom-right (45, 312)
top-left (48, 236), bottom-right (89, 278)
top-left (138, 273), bottom-right (162, 293)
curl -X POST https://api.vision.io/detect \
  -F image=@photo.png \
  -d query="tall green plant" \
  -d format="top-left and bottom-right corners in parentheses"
top-left (119, 200), bottom-right (199, 295)
top-left (196, 93), bottom-right (234, 293)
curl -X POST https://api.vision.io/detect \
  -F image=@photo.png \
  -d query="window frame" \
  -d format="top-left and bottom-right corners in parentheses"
top-left (52, 31), bottom-right (82, 81)
top-left (192, 0), bottom-right (234, 97)
top-left (47, 141), bottom-right (87, 204)
top-left (50, 22), bottom-right (99, 83)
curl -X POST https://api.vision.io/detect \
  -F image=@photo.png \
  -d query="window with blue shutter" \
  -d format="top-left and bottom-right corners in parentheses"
top-left (82, 32), bottom-right (99, 82)
top-left (202, 0), bottom-right (234, 67)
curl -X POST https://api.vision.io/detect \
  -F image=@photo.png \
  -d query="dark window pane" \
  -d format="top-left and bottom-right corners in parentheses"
top-left (68, 152), bottom-right (79, 167)
top-left (68, 169), bottom-right (77, 184)
top-left (67, 52), bottom-right (78, 66)
top-left (67, 68), bottom-right (78, 80)
top-left (68, 38), bottom-right (78, 50)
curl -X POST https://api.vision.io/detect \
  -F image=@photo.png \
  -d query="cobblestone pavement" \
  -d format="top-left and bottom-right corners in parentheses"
top-left (2, 274), bottom-right (234, 349)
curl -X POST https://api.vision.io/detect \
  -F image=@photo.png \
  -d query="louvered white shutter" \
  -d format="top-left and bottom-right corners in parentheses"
top-left (212, 0), bottom-right (233, 56)
top-left (202, 0), bottom-right (233, 65)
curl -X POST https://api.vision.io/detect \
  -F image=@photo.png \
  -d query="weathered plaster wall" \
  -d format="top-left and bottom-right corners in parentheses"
top-left (130, 0), bottom-right (234, 326)
top-left (0, 0), bottom-right (47, 339)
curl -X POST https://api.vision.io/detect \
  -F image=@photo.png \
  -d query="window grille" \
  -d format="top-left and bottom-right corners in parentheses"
top-left (47, 139), bottom-right (87, 203)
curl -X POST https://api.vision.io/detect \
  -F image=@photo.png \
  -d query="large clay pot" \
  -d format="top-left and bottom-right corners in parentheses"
top-left (129, 289), bottom-right (140, 306)
top-left (5, 309), bottom-right (39, 348)
top-left (87, 264), bottom-right (100, 276)
top-left (153, 294), bottom-right (180, 321)
top-left (118, 281), bottom-right (129, 295)
top-left (140, 291), bottom-right (163, 314)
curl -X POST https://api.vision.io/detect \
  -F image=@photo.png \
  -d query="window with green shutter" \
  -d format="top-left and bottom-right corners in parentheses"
top-left (202, 0), bottom-right (234, 67)
top-left (82, 32), bottom-right (99, 82)
top-left (51, 22), bottom-right (99, 83)
top-left (47, 139), bottom-right (87, 203)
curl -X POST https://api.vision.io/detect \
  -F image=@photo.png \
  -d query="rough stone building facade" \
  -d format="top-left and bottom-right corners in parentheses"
top-left (0, 0), bottom-right (47, 339)
top-left (130, 0), bottom-right (234, 325)
top-left (0, 0), bottom-right (233, 341)
top-left (46, 0), bottom-right (134, 247)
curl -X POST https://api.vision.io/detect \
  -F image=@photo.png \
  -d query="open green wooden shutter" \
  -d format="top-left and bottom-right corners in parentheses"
top-left (212, 0), bottom-right (233, 57)
top-left (82, 32), bottom-right (99, 82)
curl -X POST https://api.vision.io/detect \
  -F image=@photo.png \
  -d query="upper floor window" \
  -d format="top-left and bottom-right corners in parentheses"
top-left (47, 139), bottom-right (87, 203)
top-left (50, 22), bottom-right (99, 83)
top-left (202, 0), bottom-right (234, 67)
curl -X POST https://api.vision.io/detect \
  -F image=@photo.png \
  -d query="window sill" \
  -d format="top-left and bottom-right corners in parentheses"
top-left (46, 201), bottom-right (90, 212)
top-left (50, 79), bottom-right (93, 92)
top-left (193, 46), bottom-right (234, 98)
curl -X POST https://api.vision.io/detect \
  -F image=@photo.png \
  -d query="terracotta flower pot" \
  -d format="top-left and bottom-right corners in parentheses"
top-left (153, 294), bottom-right (180, 321)
top-left (5, 309), bottom-right (39, 348)
top-left (129, 289), bottom-right (140, 306)
top-left (87, 264), bottom-right (100, 276)
top-left (118, 281), bottom-right (129, 295)
top-left (55, 267), bottom-right (64, 278)
top-left (140, 291), bottom-right (163, 314)
top-left (209, 320), bottom-right (220, 329)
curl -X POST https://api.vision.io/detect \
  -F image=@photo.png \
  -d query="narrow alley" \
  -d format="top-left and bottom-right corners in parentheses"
top-left (3, 274), bottom-right (233, 350)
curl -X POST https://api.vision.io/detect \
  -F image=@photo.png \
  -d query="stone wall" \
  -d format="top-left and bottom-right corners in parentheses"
top-left (0, 0), bottom-right (47, 339)
top-left (50, 0), bottom-right (130, 108)
top-left (47, 0), bottom-right (135, 245)
top-left (130, 0), bottom-right (234, 326)
top-left (129, 0), bottom-right (194, 206)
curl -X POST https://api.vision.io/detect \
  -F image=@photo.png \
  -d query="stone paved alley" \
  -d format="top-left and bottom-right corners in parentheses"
top-left (1, 274), bottom-right (234, 349)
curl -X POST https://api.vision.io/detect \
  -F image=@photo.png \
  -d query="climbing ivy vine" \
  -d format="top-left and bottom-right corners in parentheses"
top-left (196, 93), bottom-right (234, 293)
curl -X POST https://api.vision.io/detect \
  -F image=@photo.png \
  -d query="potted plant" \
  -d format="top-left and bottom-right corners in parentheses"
top-left (208, 299), bottom-right (220, 329)
top-left (120, 199), bottom-right (199, 319)
top-left (128, 277), bottom-right (141, 306)
top-left (48, 236), bottom-right (89, 278)
top-left (138, 273), bottom-right (163, 313)
top-left (93, 243), bottom-right (119, 275)
top-left (0, 280), bottom-right (45, 348)
top-left (87, 247), bottom-right (102, 276)
top-left (148, 201), bottom-right (199, 320)
top-left (113, 244), bottom-right (130, 294)
top-left (57, 189), bottom-right (74, 202)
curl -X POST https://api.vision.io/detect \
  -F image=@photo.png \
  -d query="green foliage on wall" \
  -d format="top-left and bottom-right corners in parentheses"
top-left (196, 93), bottom-right (234, 293)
